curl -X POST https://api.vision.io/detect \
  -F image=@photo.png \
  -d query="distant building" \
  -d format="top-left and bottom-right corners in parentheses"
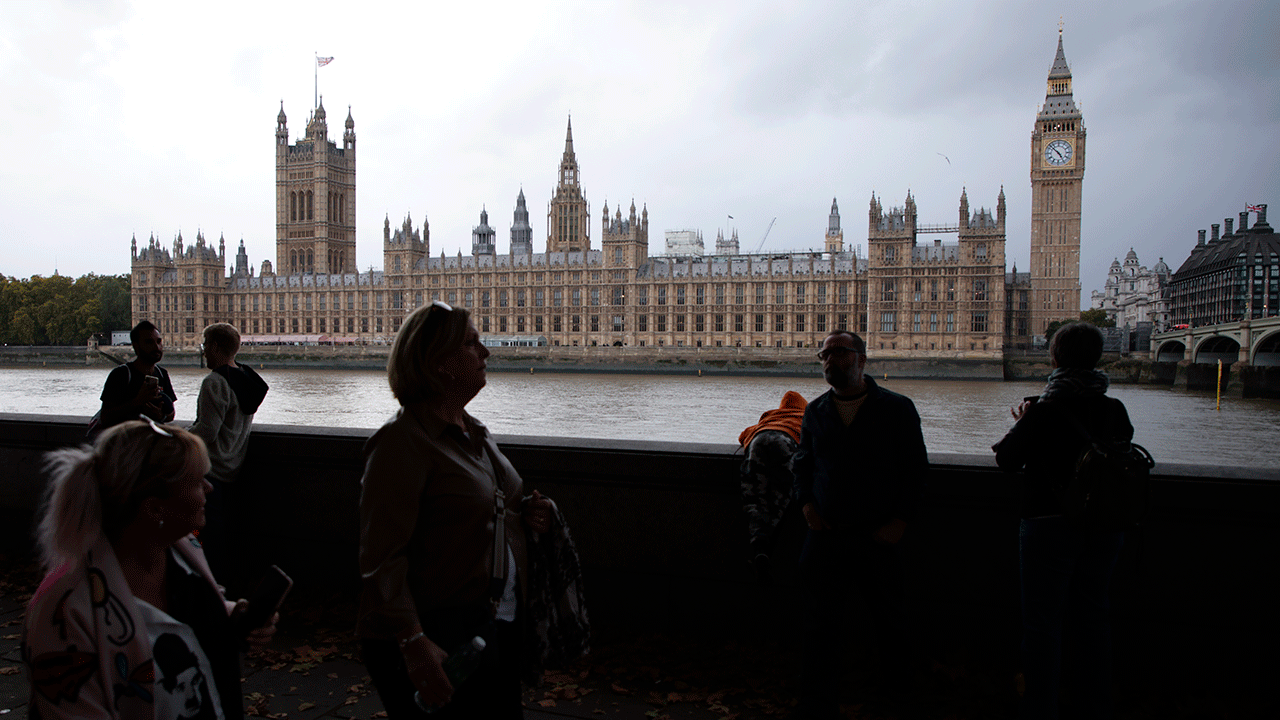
top-left (1169, 205), bottom-right (1278, 327)
top-left (664, 230), bottom-right (704, 256)
top-left (1028, 30), bottom-right (1086, 341)
top-left (1091, 248), bottom-right (1171, 331)
top-left (128, 32), bottom-right (1082, 358)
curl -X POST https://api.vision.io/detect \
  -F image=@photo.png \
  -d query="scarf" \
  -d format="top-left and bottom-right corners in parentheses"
top-left (523, 501), bottom-right (590, 682)
top-left (1040, 367), bottom-right (1110, 400)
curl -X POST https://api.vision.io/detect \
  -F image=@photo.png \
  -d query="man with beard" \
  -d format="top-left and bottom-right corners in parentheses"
top-left (792, 330), bottom-right (928, 719)
top-left (98, 320), bottom-right (176, 429)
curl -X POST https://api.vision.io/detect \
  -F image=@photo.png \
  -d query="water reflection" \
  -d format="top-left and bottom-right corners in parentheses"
top-left (2, 367), bottom-right (1277, 467)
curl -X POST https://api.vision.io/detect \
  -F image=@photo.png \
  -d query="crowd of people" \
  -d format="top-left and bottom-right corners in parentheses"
top-left (21, 312), bottom-right (1133, 720)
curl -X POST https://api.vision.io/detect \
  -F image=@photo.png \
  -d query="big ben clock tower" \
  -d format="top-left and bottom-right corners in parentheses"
top-left (1029, 28), bottom-right (1085, 340)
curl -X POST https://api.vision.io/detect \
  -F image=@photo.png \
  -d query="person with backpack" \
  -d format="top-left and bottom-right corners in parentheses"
top-left (96, 320), bottom-right (176, 431)
top-left (993, 321), bottom-right (1135, 720)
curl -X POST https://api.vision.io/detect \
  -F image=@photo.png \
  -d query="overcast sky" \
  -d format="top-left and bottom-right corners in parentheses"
top-left (2, 0), bottom-right (1277, 308)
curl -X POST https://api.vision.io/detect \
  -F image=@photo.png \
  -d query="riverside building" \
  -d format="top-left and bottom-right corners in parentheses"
top-left (129, 34), bottom-right (1085, 358)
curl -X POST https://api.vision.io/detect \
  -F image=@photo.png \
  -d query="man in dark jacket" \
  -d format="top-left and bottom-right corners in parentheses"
top-left (994, 321), bottom-right (1133, 720)
top-left (792, 331), bottom-right (928, 718)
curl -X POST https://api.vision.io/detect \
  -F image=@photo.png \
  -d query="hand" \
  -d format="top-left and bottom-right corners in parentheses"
top-left (873, 518), bottom-right (907, 546)
top-left (525, 490), bottom-right (553, 535)
top-left (1011, 400), bottom-right (1032, 421)
top-left (133, 382), bottom-right (160, 408)
top-left (230, 599), bottom-right (280, 651)
top-left (403, 634), bottom-right (453, 708)
top-left (802, 502), bottom-right (830, 532)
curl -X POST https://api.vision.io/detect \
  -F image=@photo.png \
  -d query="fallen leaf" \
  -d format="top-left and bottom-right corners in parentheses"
top-left (0, 667), bottom-right (20, 676)
top-left (298, 702), bottom-right (316, 711)
top-left (342, 696), bottom-right (359, 706)
top-left (611, 683), bottom-right (631, 696)
top-left (538, 699), bottom-right (556, 708)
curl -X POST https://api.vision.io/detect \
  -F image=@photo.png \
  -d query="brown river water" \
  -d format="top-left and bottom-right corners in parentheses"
top-left (3, 367), bottom-right (1277, 467)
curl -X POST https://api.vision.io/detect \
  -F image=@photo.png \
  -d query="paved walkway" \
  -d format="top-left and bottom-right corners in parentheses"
top-left (2, 552), bottom-right (1272, 719)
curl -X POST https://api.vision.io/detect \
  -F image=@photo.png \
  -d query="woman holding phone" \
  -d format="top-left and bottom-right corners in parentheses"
top-left (357, 301), bottom-right (554, 718)
top-left (22, 419), bottom-right (278, 720)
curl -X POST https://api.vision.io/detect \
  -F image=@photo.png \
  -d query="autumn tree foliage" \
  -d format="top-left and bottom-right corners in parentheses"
top-left (0, 273), bottom-right (131, 345)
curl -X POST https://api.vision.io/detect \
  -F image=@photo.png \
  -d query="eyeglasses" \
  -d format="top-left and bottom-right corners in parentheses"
top-left (817, 347), bottom-right (863, 361)
top-left (137, 415), bottom-right (175, 489)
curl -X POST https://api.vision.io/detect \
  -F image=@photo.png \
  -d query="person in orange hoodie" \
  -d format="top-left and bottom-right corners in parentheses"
top-left (738, 390), bottom-right (808, 575)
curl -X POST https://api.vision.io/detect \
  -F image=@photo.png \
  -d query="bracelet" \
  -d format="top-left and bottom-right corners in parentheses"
top-left (398, 631), bottom-right (425, 648)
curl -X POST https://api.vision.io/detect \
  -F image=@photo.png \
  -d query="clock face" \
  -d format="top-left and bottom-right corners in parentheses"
top-left (1044, 139), bottom-right (1073, 166)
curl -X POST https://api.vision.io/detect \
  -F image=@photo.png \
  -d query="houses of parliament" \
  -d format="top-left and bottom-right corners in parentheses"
top-left (129, 34), bottom-right (1085, 357)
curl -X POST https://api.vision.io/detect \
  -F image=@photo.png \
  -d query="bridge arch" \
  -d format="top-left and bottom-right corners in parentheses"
top-left (1193, 335), bottom-right (1240, 364)
top-left (1155, 340), bottom-right (1186, 362)
top-left (1253, 331), bottom-right (1280, 367)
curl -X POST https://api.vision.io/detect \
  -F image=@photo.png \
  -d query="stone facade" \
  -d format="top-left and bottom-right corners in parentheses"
top-left (1028, 30), bottom-right (1086, 342)
top-left (129, 34), bottom-right (1080, 356)
top-left (1091, 249), bottom-right (1172, 331)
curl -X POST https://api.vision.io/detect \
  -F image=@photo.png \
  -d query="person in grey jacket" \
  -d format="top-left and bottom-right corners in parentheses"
top-left (189, 322), bottom-right (268, 584)
top-left (792, 330), bottom-right (928, 719)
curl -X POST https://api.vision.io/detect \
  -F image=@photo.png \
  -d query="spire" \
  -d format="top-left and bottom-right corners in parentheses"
top-left (1049, 29), bottom-right (1071, 79)
top-left (1039, 29), bottom-right (1080, 118)
top-left (564, 116), bottom-right (574, 158)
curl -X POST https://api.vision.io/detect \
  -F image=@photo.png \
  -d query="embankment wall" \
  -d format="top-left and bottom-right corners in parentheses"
top-left (2, 413), bottom-right (1276, 685)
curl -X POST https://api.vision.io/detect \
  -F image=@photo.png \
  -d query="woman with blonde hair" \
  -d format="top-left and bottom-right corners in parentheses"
top-left (22, 419), bottom-right (277, 720)
top-left (357, 301), bottom-right (559, 718)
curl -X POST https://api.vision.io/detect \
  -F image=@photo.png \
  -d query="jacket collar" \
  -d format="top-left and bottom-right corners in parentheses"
top-left (405, 402), bottom-right (488, 442)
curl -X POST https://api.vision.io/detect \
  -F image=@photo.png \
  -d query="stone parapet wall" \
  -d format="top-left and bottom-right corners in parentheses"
top-left (2, 413), bottom-right (1277, 676)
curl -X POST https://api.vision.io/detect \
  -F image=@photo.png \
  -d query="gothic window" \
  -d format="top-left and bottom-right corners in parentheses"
top-left (817, 284), bottom-right (826, 304)
top-left (880, 312), bottom-right (896, 332)
top-left (571, 289), bottom-right (580, 306)
top-left (975, 244), bottom-right (988, 262)
top-left (590, 288), bottom-right (599, 306)
top-left (500, 290), bottom-right (509, 308)
top-left (290, 193), bottom-right (297, 221)
top-left (974, 279), bottom-right (987, 301)
top-left (638, 315), bottom-right (647, 331)
top-left (735, 314), bottom-right (744, 332)
top-left (675, 315), bottom-right (685, 332)
top-left (307, 191), bottom-right (314, 220)
top-left (638, 286), bottom-right (648, 305)
top-left (517, 290), bottom-right (526, 307)
top-left (658, 287), bottom-right (667, 305)
top-left (930, 312), bottom-right (938, 332)
top-left (696, 285), bottom-right (706, 305)
top-left (881, 280), bottom-right (895, 302)
top-left (754, 314), bottom-right (764, 332)
top-left (612, 287), bottom-right (623, 306)
top-left (736, 284), bottom-right (746, 305)
top-left (715, 314), bottom-right (725, 332)
top-left (657, 314), bottom-right (666, 332)
top-left (816, 314), bottom-right (826, 333)
top-left (913, 313), bottom-right (921, 332)
top-left (535, 290), bottom-right (545, 307)
top-left (307, 250), bottom-right (314, 272)
top-left (913, 280), bottom-right (922, 302)
top-left (775, 284), bottom-right (785, 304)
top-left (839, 283), bottom-right (849, 304)
top-left (695, 315), bottom-right (704, 332)
top-left (972, 312), bottom-right (988, 333)
top-left (755, 284), bottom-right (766, 304)
top-left (774, 314), bottom-right (785, 332)
top-left (676, 286), bottom-right (686, 305)
top-left (796, 284), bottom-right (805, 304)
top-left (795, 314), bottom-right (805, 332)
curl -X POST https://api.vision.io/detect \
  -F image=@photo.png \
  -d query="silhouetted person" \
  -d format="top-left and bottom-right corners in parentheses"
top-left (97, 320), bottom-right (175, 430)
top-left (994, 322), bottom-right (1133, 719)
top-left (190, 322), bottom-right (268, 585)
top-left (792, 331), bottom-right (927, 718)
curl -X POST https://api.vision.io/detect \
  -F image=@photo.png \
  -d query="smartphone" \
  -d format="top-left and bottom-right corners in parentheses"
top-left (235, 565), bottom-right (293, 635)
top-left (143, 375), bottom-right (159, 390)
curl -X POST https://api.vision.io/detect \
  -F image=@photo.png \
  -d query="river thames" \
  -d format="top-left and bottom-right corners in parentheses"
top-left (3, 366), bottom-right (1278, 467)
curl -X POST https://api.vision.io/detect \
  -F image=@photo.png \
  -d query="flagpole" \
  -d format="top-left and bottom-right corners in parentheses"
top-left (314, 53), bottom-right (318, 109)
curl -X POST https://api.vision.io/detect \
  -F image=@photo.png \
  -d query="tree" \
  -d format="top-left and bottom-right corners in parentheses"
top-left (1044, 320), bottom-right (1068, 346)
top-left (1079, 308), bottom-right (1115, 328)
top-left (0, 272), bottom-right (131, 345)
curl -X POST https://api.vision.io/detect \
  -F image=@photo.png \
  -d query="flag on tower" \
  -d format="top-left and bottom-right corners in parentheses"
top-left (1247, 204), bottom-right (1264, 213)
top-left (317, 56), bottom-right (334, 67)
